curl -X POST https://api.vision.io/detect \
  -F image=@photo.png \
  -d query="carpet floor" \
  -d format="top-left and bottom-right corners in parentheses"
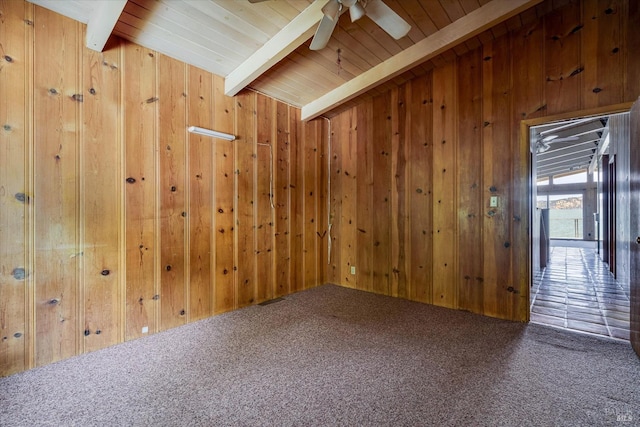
top-left (1, 284), bottom-right (638, 426)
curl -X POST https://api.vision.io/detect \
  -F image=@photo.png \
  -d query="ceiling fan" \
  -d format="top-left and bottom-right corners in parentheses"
top-left (249, 0), bottom-right (411, 51)
top-left (534, 134), bottom-right (580, 153)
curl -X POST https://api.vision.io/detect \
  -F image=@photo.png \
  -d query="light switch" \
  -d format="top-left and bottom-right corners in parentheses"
top-left (350, 266), bottom-right (356, 275)
top-left (490, 196), bottom-right (498, 207)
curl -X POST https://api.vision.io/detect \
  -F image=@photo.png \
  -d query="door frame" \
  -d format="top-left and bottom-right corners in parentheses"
top-left (520, 102), bottom-right (633, 320)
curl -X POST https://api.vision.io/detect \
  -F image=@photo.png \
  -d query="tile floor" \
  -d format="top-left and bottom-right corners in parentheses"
top-left (530, 242), bottom-right (630, 340)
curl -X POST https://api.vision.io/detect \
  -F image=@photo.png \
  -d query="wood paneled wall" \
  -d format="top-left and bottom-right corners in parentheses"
top-left (328, 0), bottom-right (640, 321)
top-left (0, 1), bottom-right (327, 377)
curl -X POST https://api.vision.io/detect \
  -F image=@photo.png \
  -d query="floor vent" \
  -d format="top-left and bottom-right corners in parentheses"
top-left (258, 297), bottom-right (285, 306)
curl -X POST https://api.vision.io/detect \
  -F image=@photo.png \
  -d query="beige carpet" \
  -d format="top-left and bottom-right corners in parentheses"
top-left (1, 284), bottom-right (638, 426)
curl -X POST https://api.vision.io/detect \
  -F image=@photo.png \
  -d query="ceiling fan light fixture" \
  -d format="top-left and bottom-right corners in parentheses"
top-left (349, 2), bottom-right (366, 21)
top-left (322, 0), bottom-right (342, 21)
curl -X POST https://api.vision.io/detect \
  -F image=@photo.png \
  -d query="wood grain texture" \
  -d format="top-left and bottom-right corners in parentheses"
top-left (339, 109), bottom-right (357, 289)
top-left (432, 61), bottom-right (457, 309)
top-left (482, 36), bottom-right (514, 319)
top-left (303, 119), bottom-right (319, 289)
top-left (212, 75), bottom-right (236, 314)
top-left (456, 49), bottom-right (484, 314)
top-left (274, 102), bottom-right (291, 298)
top-left (0, 0), bottom-right (29, 376)
top-left (188, 66), bottom-right (213, 321)
top-left (81, 37), bottom-right (122, 352)
top-left (256, 93), bottom-right (275, 302)
top-left (158, 54), bottom-right (187, 330)
top-left (371, 93), bottom-right (392, 295)
top-left (289, 109), bottom-right (304, 292)
top-left (327, 0), bottom-right (640, 322)
top-left (1, 3), bottom-right (327, 377)
top-left (510, 19), bottom-right (544, 321)
top-left (33, 6), bottom-right (81, 367)
top-left (356, 102), bottom-right (374, 293)
top-left (235, 91), bottom-right (257, 307)
top-left (123, 42), bottom-right (158, 340)
top-left (582, 0), bottom-right (624, 109)
top-left (625, 0), bottom-right (640, 101)
top-left (408, 76), bottom-right (433, 304)
top-left (391, 86), bottom-right (409, 299)
top-left (543, 1), bottom-right (582, 115)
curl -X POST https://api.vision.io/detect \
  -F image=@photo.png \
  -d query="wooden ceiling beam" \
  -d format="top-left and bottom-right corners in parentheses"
top-left (301, 0), bottom-right (542, 121)
top-left (224, 1), bottom-right (326, 97)
top-left (86, 0), bottom-right (128, 51)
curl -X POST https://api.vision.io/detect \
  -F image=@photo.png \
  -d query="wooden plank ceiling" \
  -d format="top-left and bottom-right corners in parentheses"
top-left (27, 0), bottom-right (546, 119)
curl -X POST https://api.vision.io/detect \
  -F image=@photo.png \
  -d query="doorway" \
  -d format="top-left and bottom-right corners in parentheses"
top-left (527, 108), bottom-right (632, 340)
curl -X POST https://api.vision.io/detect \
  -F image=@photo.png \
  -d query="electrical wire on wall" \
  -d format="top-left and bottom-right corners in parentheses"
top-left (256, 142), bottom-right (275, 209)
top-left (321, 117), bottom-right (332, 265)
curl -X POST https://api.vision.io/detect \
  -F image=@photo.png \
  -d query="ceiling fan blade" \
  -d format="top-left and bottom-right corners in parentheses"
top-left (310, 14), bottom-right (339, 50)
top-left (365, 0), bottom-right (411, 40)
top-left (542, 135), bottom-right (580, 143)
top-left (248, 0), bottom-right (269, 3)
top-left (552, 137), bottom-right (580, 143)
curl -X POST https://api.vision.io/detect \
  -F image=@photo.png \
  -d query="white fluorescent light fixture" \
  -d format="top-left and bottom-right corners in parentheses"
top-left (187, 126), bottom-right (236, 141)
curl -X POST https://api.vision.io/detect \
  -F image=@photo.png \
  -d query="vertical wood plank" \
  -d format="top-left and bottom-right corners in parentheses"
top-left (356, 102), bottom-right (374, 292)
top-left (317, 118), bottom-right (329, 285)
top-left (212, 75), bottom-right (235, 314)
top-left (33, 6), bottom-right (80, 367)
top-left (457, 49), bottom-right (484, 313)
top-left (329, 112), bottom-right (342, 285)
top-left (372, 93), bottom-right (392, 295)
top-left (303, 119), bottom-right (319, 289)
top-left (0, 0), bottom-right (29, 376)
top-left (482, 37), bottom-right (514, 319)
top-left (123, 42), bottom-right (157, 340)
top-left (543, 1), bottom-right (582, 115)
top-left (187, 66), bottom-right (213, 321)
top-left (408, 75), bottom-right (434, 304)
top-left (392, 85), bottom-right (409, 299)
top-left (158, 54), bottom-right (187, 330)
top-left (339, 109), bottom-right (357, 288)
top-left (432, 60), bottom-right (457, 309)
top-left (235, 91), bottom-right (257, 307)
top-left (81, 37), bottom-right (122, 352)
top-left (289, 109), bottom-right (304, 292)
top-left (256, 93), bottom-right (275, 302)
top-left (274, 102), bottom-right (290, 297)
top-left (625, 0), bottom-right (640, 102)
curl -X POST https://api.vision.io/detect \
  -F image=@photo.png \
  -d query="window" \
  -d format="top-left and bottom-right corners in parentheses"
top-left (548, 194), bottom-right (583, 239)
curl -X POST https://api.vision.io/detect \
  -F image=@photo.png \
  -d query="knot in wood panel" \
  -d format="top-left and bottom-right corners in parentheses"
top-left (15, 193), bottom-right (29, 203)
top-left (12, 268), bottom-right (26, 280)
